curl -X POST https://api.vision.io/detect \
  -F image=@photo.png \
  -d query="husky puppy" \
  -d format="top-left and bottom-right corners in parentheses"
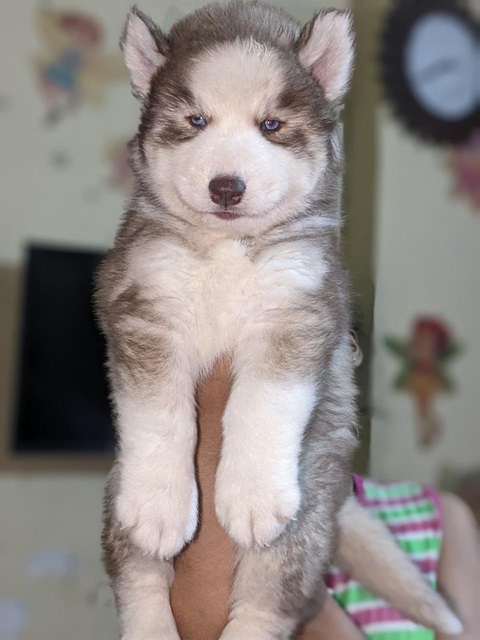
top-left (97, 2), bottom-right (462, 638)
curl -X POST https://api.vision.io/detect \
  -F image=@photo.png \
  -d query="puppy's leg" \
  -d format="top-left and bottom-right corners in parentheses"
top-left (109, 329), bottom-right (199, 560)
top-left (215, 368), bottom-right (316, 548)
top-left (112, 549), bottom-right (179, 640)
top-left (103, 469), bottom-right (180, 640)
top-left (215, 329), bottom-right (355, 550)
top-left (220, 445), bottom-right (353, 640)
top-left (219, 338), bottom-right (358, 640)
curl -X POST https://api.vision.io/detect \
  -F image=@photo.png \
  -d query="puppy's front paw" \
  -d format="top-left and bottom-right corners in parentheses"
top-left (116, 477), bottom-right (198, 560)
top-left (215, 467), bottom-right (300, 548)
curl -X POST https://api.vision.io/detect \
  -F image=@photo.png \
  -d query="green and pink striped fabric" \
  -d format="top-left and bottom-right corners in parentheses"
top-left (325, 476), bottom-right (443, 640)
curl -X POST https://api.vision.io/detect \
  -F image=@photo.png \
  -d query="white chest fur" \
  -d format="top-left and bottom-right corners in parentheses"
top-left (130, 237), bottom-right (327, 365)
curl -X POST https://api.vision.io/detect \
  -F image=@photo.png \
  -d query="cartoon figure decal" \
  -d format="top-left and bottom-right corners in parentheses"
top-left (449, 131), bottom-right (480, 212)
top-left (104, 138), bottom-right (134, 194)
top-left (385, 317), bottom-right (462, 449)
top-left (33, 7), bottom-right (127, 125)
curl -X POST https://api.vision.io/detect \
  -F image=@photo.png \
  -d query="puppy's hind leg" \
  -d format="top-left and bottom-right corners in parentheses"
top-left (219, 510), bottom-right (334, 640)
top-left (219, 452), bottom-right (351, 640)
top-left (103, 469), bottom-right (181, 640)
top-left (115, 553), bottom-right (179, 640)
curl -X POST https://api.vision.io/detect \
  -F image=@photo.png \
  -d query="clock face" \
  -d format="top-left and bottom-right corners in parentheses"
top-left (381, 0), bottom-right (480, 144)
top-left (405, 13), bottom-right (477, 121)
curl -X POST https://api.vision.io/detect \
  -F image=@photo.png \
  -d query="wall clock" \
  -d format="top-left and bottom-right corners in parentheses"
top-left (381, 0), bottom-right (479, 144)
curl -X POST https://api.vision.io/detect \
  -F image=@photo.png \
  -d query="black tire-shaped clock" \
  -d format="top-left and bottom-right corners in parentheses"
top-left (380, 0), bottom-right (479, 145)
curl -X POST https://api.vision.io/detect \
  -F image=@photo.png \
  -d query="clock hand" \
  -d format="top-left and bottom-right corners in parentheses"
top-left (418, 58), bottom-right (460, 85)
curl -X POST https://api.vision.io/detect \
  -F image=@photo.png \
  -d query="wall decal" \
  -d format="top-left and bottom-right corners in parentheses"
top-left (385, 317), bottom-right (462, 449)
top-left (449, 130), bottom-right (480, 211)
top-left (0, 600), bottom-right (29, 640)
top-left (51, 150), bottom-right (71, 168)
top-left (27, 550), bottom-right (82, 581)
top-left (85, 580), bottom-right (115, 608)
top-left (32, 6), bottom-right (128, 126)
top-left (104, 138), bottom-right (134, 194)
top-left (83, 186), bottom-right (102, 203)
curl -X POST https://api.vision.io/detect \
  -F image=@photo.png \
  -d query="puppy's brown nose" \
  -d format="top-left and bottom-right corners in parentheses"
top-left (209, 176), bottom-right (246, 207)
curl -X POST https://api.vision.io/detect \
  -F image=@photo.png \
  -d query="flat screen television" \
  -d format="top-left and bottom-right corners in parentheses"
top-left (13, 245), bottom-right (115, 454)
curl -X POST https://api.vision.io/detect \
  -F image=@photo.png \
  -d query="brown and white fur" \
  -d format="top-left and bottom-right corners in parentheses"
top-left (97, 2), bottom-right (462, 638)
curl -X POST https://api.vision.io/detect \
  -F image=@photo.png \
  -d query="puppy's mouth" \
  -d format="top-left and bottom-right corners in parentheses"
top-left (212, 210), bottom-right (242, 221)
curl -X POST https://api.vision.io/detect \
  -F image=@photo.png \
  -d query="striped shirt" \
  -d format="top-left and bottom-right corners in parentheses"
top-left (325, 476), bottom-right (443, 640)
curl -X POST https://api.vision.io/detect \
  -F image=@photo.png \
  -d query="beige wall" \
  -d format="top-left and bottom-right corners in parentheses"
top-left (0, 0), bottom-right (348, 264)
top-left (0, 475), bottom-right (118, 639)
top-left (348, 0), bottom-right (480, 487)
top-left (0, 1), bottom-right (348, 638)
top-left (370, 108), bottom-right (480, 485)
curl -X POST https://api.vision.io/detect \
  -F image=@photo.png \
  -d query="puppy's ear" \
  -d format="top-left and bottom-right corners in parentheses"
top-left (298, 10), bottom-right (354, 104)
top-left (121, 6), bottom-right (168, 100)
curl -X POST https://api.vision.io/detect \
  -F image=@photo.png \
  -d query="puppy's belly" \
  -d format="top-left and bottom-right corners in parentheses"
top-left (171, 357), bottom-right (235, 639)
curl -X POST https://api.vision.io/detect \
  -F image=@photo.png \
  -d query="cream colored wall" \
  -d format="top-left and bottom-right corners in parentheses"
top-left (370, 107), bottom-right (480, 485)
top-left (0, 476), bottom-right (118, 640)
top-left (0, 1), bottom-right (348, 638)
top-left (0, 1), bottom-right (347, 265)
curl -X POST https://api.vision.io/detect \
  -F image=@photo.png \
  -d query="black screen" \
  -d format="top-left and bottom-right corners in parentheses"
top-left (13, 245), bottom-right (114, 453)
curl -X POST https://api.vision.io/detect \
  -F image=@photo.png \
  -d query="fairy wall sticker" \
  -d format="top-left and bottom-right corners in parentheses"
top-left (449, 131), bottom-right (480, 212)
top-left (80, 138), bottom-right (133, 203)
top-left (104, 138), bottom-right (134, 194)
top-left (385, 317), bottom-right (462, 449)
top-left (32, 6), bottom-right (127, 125)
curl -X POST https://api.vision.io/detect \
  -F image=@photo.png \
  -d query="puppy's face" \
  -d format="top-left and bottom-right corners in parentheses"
top-left (123, 6), bottom-right (354, 236)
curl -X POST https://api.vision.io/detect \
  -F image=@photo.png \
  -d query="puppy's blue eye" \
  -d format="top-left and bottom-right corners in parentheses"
top-left (190, 115), bottom-right (207, 127)
top-left (262, 119), bottom-right (281, 132)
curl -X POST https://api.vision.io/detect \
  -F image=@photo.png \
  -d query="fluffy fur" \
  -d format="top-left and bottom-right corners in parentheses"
top-left (98, 2), bottom-right (462, 638)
